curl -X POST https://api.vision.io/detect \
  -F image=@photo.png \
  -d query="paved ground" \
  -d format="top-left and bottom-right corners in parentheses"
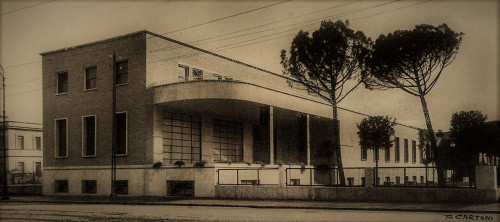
top-left (2, 195), bottom-right (499, 213)
top-left (1, 202), bottom-right (498, 222)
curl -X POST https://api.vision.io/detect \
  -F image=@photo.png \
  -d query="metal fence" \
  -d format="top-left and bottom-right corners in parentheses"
top-left (12, 173), bottom-right (42, 185)
top-left (374, 167), bottom-right (475, 188)
top-left (217, 168), bottom-right (280, 186)
top-left (286, 167), bottom-right (366, 187)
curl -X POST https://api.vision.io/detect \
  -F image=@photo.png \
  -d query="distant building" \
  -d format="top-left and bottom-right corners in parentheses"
top-left (0, 121), bottom-right (43, 185)
top-left (41, 31), bottom-right (425, 197)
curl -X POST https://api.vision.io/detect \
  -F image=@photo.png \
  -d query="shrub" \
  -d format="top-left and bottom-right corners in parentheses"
top-left (153, 162), bottom-right (163, 169)
top-left (173, 160), bottom-right (185, 167)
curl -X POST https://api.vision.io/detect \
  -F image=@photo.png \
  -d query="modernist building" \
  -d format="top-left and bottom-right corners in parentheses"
top-left (0, 121), bottom-right (43, 185)
top-left (41, 31), bottom-right (426, 197)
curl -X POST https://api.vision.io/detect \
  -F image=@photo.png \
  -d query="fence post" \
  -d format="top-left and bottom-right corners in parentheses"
top-left (257, 169), bottom-right (260, 185)
top-left (310, 168), bottom-right (313, 186)
top-left (285, 169), bottom-right (288, 186)
top-left (404, 168), bottom-right (407, 187)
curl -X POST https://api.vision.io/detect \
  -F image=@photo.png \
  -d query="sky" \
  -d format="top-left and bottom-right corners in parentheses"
top-left (0, 0), bottom-right (498, 131)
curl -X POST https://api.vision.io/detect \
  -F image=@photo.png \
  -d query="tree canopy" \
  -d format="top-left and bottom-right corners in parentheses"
top-left (363, 24), bottom-right (463, 95)
top-left (357, 116), bottom-right (395, 153)
top-left (280, 20), bottom-right (371, 118)
top-left (363, 23), bottom-right (463, 187)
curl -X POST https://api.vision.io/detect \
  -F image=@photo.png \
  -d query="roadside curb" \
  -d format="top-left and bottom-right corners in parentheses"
top-left (4, 199), bottom-right (500, 214)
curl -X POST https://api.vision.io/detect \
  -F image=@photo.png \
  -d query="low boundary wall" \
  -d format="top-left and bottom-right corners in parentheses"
top-left (215, 186), bottom-right (498, 203)
top-left (0, 185), bottom-right (42, 195)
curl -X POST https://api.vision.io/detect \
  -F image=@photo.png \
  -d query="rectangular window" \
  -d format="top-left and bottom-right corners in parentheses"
top-left (35, 162), bottom-right (42, 175)
top-left (213, 119), bottom-right (243, 162)
top-left (115, 180), bottom-right (128, 195)
top-left (17, 162), bottom-right (25, 173)
top-left (116, 61), bottom-right (128, 85)
top-left (83, 116), bottom-right (96, 157)
top-left (395, 176), bottom-right (401, 185)
top-left (385, 146), bottom-right (390, 162)
top-left (82, 180), bottom-right (97, 194)
top-left (395, 137), bottom-right (400, 162)
top-left (85, 67), bottom-right (97, 90)
top-left (57, 72), bottom-right (68, 94)
top-left (35, 136), bottom-right (42, 150)
top-left (361, 177), bottom-right (365, 186)
top-left (361, 148), bottom-right (367, 161)
top-left (178, 64), bottom-right (189, 81)
top-left (55, 180), bottom-right (69, 193)
top-left (162, 112), bottom-right (201, 164)
top-left (404, 139), bottom-right (409, 163)
top-left (420, 176), bottom-right (424, 184)
top-left (192, 68), bottom-right (203, 80)
top-left (16, 135), bottom-right (24, 149)
top-left (116, 112), bottom-right (127, 155)
top-left (385, 177), bottom-right (391, 182)
top-left (412, 140), bottom-right (417, 163)
top-left (55, 119), bottom-right (68, 158)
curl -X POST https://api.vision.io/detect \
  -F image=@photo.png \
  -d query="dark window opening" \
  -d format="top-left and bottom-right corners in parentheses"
top-left (167, 180), bottom-right (194, 197)
top-left (83, 116), bottom-right (96, 156)
top-left (85, 67), bottom-right (97, 90)
top-left (57, 72), bottom-right (68, 94)
top-left (55, 180), bottom-right (68, 193)
top-left (115, 180), bottom-right (128, 195)
top-left (82, 180), bottom-right (97, 194)
top-left (56, 119), bottom-right (67, 157)
top-left (213, 119), bottom-right (243, 162)
top-left (395, 137), bottom-right (400, 162)
top-left (116, 113), bottom-right (127, 155)
top-left (162, 112), bottom-right (201, 164)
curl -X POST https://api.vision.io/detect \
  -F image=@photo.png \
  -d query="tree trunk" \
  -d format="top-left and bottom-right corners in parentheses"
top-left (332, 105), bottom-right (346, 186)
top-left (419, 95), bottom-right (445, 187)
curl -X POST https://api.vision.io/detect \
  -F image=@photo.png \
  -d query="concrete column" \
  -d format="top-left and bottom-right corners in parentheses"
top-left (364, 167), bottom-right (374, 188)
top-left (306, 114), bottom-right (311, 166)
top-left (269, 106), bottom-right (274, 165)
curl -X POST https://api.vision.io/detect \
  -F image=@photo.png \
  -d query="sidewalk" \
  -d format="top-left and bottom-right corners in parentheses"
top-left (3, 195), bottom-right (499, 214)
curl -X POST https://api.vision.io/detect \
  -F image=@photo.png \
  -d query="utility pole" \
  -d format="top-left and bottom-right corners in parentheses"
top-left (0, 65), bottom-right (9, 200)
top-left (110, 51), bottom-right (117, 201)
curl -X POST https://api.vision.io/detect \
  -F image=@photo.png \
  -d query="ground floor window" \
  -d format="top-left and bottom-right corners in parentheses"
top-left (213, 119), bottom-right (243, 162)
top-left (162, 112), bottom-right (201, 164)
top-left (115, 180), bottom-right (128, 195)
top-left (82, 180), bottom-right (97, 194)
top-left (55, 180), bottom-right (68, 193)
top-left (167, 180), bottom-right (194, 197)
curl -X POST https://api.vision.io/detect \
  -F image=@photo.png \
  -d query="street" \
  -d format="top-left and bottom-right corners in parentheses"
top-left (0, 202), bottom-right (496, 222)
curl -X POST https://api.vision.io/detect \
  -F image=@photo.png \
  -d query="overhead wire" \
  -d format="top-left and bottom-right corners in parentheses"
top-left (3, 0), bottom-right (429, 98)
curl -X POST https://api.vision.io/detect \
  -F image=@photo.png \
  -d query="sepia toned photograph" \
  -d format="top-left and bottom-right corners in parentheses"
top-left (0, 0), bottom-right (498, 221)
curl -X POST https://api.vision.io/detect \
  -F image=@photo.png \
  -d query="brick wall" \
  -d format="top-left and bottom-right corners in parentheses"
top-left (42, 32), bottom-right (154, 167)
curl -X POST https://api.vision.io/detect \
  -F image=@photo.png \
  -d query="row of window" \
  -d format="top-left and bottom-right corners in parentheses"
top-left (56, 61), bottom-right (128, 94)
top-left (55, 180), bottom-right (128, 194)
top-left (15, 135), bottom-right (42, 150)
top-left (16, 161), bottom-right (42, 174)
top-left (55, 113), bottom-right (127, 158)
top-left (361, 137), bottom-right (421, 164)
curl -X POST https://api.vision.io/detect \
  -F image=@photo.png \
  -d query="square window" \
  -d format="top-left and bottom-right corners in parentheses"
top-left (55, 180), bottom-right (69, 193)
top-left (116, 61), bottom-right (128, 85)
top-left (85, 67), bottom-right (97, 90)
top-left (57, 72), bottom-right (68, 94)
top-left (115, 180), bottom-right (128, 195)
top-left (82, 180), bottom-right (97, 194)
